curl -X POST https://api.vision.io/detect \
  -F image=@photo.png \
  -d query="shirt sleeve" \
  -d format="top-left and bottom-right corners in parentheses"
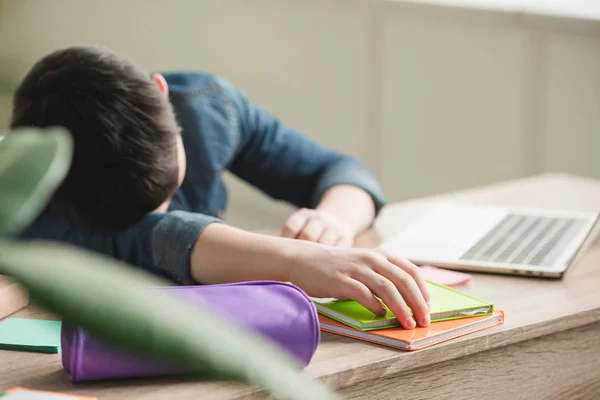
top-left (18, 209), bottom-right (221, 285)
top-left (150, 211), bottom-right (221, 285)
top-left (216, 77), bottom-right (387, 216)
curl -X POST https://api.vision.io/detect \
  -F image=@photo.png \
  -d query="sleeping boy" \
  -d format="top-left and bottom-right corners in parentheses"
top-left (12, 45), bottom-right (431, 329)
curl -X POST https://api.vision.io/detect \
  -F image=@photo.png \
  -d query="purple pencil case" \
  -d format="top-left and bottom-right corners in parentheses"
top-left (61, 281), bottom-right (320, 382)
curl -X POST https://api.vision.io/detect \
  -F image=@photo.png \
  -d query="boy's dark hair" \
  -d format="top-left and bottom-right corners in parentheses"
top-left (11, 45), bottom-right (181, 231)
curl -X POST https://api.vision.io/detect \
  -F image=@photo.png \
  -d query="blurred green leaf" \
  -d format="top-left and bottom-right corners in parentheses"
top-left (0, 127), bottom-right (73, 236)
top-left (0, 239), bottom-right (338, 400)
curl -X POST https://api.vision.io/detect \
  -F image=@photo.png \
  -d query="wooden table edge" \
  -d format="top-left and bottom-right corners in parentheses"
top-left (223, 308), bottom-right (600, 399)
top-left (312, 308), bottom-right (600, 389)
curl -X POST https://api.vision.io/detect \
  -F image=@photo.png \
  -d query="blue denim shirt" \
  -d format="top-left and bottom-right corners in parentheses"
top-left (20, 72), bottom-right (386, 285)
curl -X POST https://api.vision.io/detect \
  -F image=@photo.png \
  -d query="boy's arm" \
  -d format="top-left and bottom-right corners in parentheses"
top-left (156, 212), bottom-right (430, 330)
top-left (219, 78), bottom-right (386, 240)
top-left (190, 222), bottom-right (432, 330)
top-left (316, 185), bottom-right (375, 234)
top-left (20, 209), bottom-right (431, 330)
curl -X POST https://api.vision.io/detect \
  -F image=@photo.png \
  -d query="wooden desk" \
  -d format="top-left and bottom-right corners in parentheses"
top-left (2, 173), bottom-right (600, 399)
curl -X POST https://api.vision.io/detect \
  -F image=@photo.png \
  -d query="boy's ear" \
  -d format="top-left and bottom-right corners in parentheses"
top-left (152, 73), bottom-right (169, 97)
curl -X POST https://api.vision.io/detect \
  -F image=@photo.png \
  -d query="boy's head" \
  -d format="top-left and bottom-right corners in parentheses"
top-left (11, 45), bottom-right (186, 231)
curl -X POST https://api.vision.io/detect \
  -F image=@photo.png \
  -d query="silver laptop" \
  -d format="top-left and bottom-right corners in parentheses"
top-left (378, 204), bottom-right (599, 278)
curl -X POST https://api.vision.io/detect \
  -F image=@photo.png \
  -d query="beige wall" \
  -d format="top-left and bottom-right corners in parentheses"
top-left (1, 0), bottom-right (599, 230)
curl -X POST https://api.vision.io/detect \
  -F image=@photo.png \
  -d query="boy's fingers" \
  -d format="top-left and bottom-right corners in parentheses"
top-left (352, 268), bottom-right (416, 329)
top-left (374, 260), bottom-right (430, 327)
top-left (335, 237), bottom-right (353, 248)
top-left (281, 213), bottom-right (308, 238)
top-left (340, 278), bottom-right (386, 316)
top-left (298, 219), bottom-right (326, 242)
top-left (318, 230), bottom-right (339, 246)
top-left (382, 251), bottom-right (432, 306)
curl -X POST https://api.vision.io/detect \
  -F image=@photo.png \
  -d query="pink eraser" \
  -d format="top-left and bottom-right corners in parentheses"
top-left (419, 266), bottom-right (471, 286)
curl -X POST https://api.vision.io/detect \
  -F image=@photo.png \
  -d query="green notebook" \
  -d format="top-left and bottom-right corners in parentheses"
top-left (0, 318), bottom-right (62, 353)
top-left (313, 281), bottom-right (493, 331)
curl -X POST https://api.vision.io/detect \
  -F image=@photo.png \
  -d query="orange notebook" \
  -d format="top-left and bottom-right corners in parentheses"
top-left (319, 311), bottom-right (504, 351)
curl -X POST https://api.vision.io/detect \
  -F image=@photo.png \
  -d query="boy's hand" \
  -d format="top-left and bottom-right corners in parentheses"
top-left (281, 208), bottom-right (355, 247)
top-left (286, 244), bottom-right (431, 329)
top-left (280, 184), bottom-right (376, 245)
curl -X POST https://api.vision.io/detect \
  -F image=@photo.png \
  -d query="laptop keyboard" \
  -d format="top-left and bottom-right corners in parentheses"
top-left (459, 214), bottom-right (589, 267)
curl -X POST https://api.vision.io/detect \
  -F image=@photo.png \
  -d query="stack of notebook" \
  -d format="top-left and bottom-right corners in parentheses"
top-left (313, 281), bottom-right (503, 351)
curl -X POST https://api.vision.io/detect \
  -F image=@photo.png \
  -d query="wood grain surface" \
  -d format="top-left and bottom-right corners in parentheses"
top-left (0, 276), bottom-right (29, 320)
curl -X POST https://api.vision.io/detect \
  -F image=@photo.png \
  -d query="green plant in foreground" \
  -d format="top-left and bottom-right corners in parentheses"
top-left (0, 127), bottom-right (338, 400)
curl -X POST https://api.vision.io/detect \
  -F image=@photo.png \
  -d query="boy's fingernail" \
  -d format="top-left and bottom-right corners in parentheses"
top-left (406, 318), bottom-right (416, 329)
top-left (427, 301), bottom-right (432, 310)
top-left (420, 314), bottom-right (430, 326)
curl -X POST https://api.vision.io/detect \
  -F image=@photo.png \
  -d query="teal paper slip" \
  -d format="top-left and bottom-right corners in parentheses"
top-left (0, 318), bottom-right (61, 353)
top-left (313, 281), bottom-right (494, 331)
